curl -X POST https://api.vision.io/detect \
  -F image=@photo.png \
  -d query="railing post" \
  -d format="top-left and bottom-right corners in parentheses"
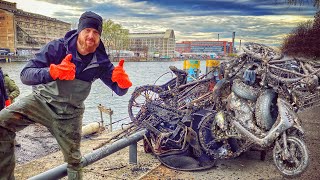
top-left (129, 142), bottom-right (138, 164)
top-left (99, 104), bottom-right (104, 126)
top-left (109, 110), bottom-right (113, 132)
top-left (97, 104), bottom-right (113, 132)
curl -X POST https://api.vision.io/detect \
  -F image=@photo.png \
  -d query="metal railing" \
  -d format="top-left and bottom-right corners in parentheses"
top-left (28, 129), bottom-right (147, 180)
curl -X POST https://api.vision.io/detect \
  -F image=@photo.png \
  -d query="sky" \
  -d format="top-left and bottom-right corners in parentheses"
top-left (5, 0), bottom-right (318, 48)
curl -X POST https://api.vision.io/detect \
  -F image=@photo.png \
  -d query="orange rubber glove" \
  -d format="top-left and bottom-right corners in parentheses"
top-left (5, 99), bottom-right (11, 107)
top-left (111, 59), bottom-right (132, 89)
top-left (49, 54), bottom-right (76, 80)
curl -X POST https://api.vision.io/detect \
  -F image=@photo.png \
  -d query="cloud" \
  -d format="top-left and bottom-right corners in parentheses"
top-left (6, 0), bottom-right (318, 47)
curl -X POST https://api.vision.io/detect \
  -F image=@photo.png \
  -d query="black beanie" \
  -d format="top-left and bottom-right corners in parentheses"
top-left (78, 11), bottom-right (103, 35)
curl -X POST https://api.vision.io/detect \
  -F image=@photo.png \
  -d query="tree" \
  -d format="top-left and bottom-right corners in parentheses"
top-left (281, 11), bottom-right (320, 58)
top-left (281, 20), bottom-right (312, 55)
top-left (313, 11), bottom-right (320, 29)
top-left (310, 11), bottom-right (320, 57)
top-left (101, 19), bottom-right (129, 60)
top-left (282, 0), bottom-right (320, 8)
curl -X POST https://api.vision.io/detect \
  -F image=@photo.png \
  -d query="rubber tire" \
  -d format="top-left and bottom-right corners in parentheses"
top-left (273, 136), bottom-right (309, 178)
top-left (255, 89), bottom-right (277, 130)
top-left (231, 79), bottom-right (259, 101)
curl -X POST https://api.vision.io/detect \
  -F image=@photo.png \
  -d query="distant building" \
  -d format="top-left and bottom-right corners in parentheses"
top-left (128, 29), bottom-right (175, 58)
top-left (0, 0), bottom-right (71, 55)
top-left (176, 40), bottom-right (233, 56)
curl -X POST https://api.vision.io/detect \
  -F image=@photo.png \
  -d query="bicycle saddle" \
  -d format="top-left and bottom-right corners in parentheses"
top-left (169, 66), bottom-right (187, 76)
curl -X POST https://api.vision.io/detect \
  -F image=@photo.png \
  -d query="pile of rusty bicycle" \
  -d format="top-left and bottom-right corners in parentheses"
top-left (128, 42), bottom-right (319, 177)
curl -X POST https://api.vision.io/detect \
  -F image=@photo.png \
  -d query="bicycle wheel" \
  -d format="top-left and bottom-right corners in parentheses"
top-left (273, 135), bottom-right (309, 177)
top-left (128, 85), bottom-right (164, 124)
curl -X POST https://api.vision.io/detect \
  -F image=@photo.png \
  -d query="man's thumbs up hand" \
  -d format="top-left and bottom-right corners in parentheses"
top-left (49, 54), bottom-right (76, 80)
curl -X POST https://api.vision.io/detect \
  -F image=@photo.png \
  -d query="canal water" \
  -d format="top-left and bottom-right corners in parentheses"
top-left (0, 60), bottom-right (208, 129)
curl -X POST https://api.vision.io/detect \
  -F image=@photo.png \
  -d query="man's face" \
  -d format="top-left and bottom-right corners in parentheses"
top-left (77, 28), bottom-right (100, 54)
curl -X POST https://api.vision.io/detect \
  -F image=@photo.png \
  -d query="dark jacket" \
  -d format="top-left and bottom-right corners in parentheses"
top-left (4, 74), bottom-right (20, 101)
top-left (20, 30), bottom-right (127, 96)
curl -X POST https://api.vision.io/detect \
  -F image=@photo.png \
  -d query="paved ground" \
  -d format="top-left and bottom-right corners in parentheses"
top-left (15, 123), bottom-right (60, 165)
top-left (13, 105), bottom-right (320, 179)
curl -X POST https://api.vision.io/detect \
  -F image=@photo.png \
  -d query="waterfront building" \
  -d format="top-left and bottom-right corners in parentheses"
top-left (128, 29), bottom-right (175, 59)
top-left (175, 40), bottom-right (233, 56)
top-left (0, 0), bottom-right (71, 55)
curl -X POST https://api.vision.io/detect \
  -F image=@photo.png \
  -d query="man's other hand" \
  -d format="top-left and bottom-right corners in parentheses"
top-left (111, 59), bottom-right (132, 89)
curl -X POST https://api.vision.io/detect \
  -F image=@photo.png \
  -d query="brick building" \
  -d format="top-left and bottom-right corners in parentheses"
top-left (175, 40), bottom-right (233, 56)
top-left (0, 0), bottom-right (70, 55)
top-left (128, 29), bottom-right (175, 58)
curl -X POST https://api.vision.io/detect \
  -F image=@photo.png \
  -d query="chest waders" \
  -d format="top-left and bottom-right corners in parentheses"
top-left (0, 79), bottom-right (92, 180)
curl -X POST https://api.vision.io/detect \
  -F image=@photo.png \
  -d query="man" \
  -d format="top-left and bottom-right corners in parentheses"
top-left (3, 73), bottom-right (21, 147)
top-left (3, 73), bottom-right (20, 102)
top-left (0, 11), bottom-right (132, 180)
